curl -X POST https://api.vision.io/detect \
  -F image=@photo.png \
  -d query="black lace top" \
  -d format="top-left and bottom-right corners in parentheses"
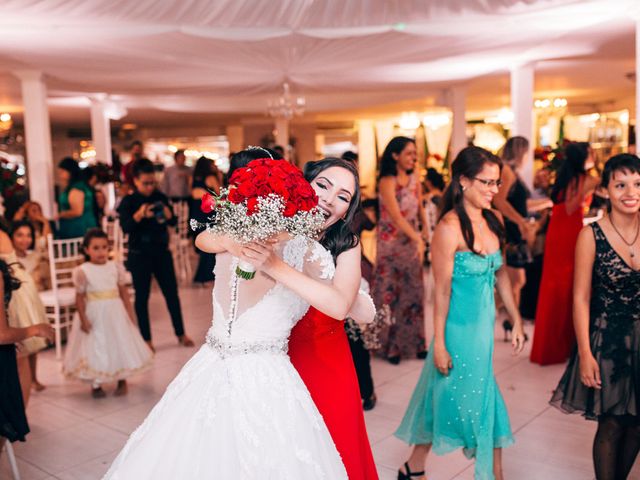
top-left (550, 221), bottom-right (640, 419)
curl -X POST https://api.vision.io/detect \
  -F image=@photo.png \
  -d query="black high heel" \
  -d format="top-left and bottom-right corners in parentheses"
top-left (363, 393), bottom-right (377, 411)
top-left (387, 355), bottom-right (401, 365)
top-left (398, 461), bottom-right (426, 480)
top-left (502, 320), bottom-right (513, 342)
top-left (416, 350), bottom-right (428, 360)
top-left (502, 320), bottom-right (529, 342)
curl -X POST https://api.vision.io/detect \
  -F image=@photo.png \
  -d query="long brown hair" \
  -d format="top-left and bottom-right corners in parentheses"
top-left (439, 146), bottom-right (505, 254)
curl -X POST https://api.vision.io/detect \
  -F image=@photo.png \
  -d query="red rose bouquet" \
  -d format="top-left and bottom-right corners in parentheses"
top-left (192, 158), bottom-right (325, 279)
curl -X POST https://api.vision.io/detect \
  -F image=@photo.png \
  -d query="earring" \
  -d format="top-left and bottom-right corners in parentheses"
top-left (461, 186), bottom-right (467, 192)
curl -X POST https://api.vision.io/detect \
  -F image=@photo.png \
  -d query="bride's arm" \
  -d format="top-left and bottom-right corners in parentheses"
top-left (241, 241), bottom-right (362, 321)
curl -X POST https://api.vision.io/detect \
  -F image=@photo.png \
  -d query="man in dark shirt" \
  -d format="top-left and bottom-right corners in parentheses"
top-left (117, 159), bottom-right (194, 351)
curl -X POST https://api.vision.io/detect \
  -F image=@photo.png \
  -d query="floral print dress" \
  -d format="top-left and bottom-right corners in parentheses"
top-left (372, 174), bottom-right (426, 358)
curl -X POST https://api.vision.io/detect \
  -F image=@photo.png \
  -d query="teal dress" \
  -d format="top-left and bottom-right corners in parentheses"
top-left (58, 182), bottom-right (98, 239)
top-left (395, 251), bottom-right (514, 480)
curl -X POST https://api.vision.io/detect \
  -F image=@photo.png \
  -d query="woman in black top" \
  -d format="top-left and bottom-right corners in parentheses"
top-left (493, 137), bottom-right (535, 336)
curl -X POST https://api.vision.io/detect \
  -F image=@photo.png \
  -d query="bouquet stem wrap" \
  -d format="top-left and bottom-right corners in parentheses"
top-left (235, 260), bottom-right (257, 280)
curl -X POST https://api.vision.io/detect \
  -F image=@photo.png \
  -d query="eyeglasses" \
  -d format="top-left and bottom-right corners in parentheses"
top-left (473, 177), bottom-right (503, 188)
top-left (139, 180), bottom-right (156, 187)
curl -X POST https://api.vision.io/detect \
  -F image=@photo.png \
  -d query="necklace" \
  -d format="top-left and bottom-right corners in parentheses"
top-left (609, 215), bottom-right (640, 258)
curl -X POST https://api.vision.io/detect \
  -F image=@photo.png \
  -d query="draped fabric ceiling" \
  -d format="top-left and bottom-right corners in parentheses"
top-left (0, 0), bottom-right (638, 118)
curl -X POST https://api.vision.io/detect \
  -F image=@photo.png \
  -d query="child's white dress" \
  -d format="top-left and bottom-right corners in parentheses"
top-left (63, 261), bottom-right (153, 383)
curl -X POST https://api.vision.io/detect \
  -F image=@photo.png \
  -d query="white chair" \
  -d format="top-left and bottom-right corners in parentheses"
top-left (169, 200), bottom-right (193, 283)
top-left (2, 440), bottom-right (21, 480)
top-left (38, 234), bottom-right (84, 360)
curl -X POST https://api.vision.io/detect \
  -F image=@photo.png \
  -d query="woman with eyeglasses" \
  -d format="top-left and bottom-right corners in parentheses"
top-left (372, 136), bottom-right (428, 365)
top-left (395, 146), bottom-right (525, 480)
top-left (530, 142), bottom-right (600, 365)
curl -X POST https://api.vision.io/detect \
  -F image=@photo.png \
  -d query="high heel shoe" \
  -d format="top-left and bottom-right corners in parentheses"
top-left (502, 320), bottom-right (513, 342)
top-left (363, 393), bottom-right (377, 411)
top-left (387, 355), bottom-right (401, 365)
top-left (502, 320), bottom-right (529, 342)
top-left (416, 350), bottom-right (428, 360)
top-left (398, 461), bottom-right (426, 480)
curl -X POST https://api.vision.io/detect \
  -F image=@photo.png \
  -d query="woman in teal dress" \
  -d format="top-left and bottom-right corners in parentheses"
top-left (56, 157), bottom-right (98, 239)
top-left (396, 147), bottom-right (526, 480)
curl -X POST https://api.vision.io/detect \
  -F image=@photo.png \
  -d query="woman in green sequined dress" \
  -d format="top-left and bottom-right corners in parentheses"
top-left (395, 147), bottom-right (526, 480)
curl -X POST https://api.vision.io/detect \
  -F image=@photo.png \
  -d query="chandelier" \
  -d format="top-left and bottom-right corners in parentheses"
top-left (267, 83), bottom-right (306, 119)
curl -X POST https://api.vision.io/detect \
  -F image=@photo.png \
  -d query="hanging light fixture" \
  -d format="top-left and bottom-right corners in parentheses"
top-left (267, 83), bottom-right (306, 119)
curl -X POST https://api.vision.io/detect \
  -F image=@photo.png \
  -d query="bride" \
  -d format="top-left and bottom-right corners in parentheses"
top-left (103, 157), bottom-right (372, 479)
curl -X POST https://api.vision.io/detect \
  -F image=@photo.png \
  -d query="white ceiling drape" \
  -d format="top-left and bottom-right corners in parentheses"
top-left (0, 0), bottom-right (637, 114)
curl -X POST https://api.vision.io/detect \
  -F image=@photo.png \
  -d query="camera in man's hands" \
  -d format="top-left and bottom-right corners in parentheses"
top-left (150, 201), bottom-right (166, 224)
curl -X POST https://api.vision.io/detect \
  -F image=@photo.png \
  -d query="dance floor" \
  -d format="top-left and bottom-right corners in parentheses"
top-left (1, 282), bottom-right (638, 479)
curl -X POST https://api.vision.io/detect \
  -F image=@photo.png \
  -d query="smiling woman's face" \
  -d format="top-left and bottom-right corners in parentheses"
top-left (309, 166), bottom-right (356, 230)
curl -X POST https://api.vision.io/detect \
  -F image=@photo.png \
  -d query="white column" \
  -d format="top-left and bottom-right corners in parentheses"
top-left (90, 96), bottom-right (116, 211)
top-left (357, 120), bottom-right (377, 198)
top-left (444, 86), bottom-right (467, 159)
top-left (274, 118), bottom-right (290, 159)
top-left (15, 71), bottom-right (55, 218)
top-left (510, 63), bottom-right (535, 188)
top-left (90, 96), bottom-right (112, 165)
top-left (226, 125), bottom-right (244, 153)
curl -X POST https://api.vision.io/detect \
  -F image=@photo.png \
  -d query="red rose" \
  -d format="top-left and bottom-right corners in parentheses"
top-left (228, 187), bottom-right (244, 204)
top-left (283, 202), bottom-right (298, 217)
top-left (200, 194), bottom-right (217, 213)
top-left (237, 182), bottom-right (257, 198)
top-left (246, 197), bottom-right (259, 215)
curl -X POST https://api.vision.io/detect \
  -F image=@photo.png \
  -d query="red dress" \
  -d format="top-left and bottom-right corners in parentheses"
top-left (289, 307), bottom-right (379, 480)
top-left (530, 186), bottom-right (586, 365)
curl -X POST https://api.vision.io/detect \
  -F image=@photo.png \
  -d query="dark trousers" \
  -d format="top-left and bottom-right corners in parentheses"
top-left (348, 334), bottom-right (374, 400)
top-left (127, 248), bottom-right (185, 341)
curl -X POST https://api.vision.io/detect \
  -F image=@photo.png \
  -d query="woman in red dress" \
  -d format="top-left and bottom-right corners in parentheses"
top-left (530, 142), bottom-right (599, 365)
top-left (215, 157), bottom-right (379, 479)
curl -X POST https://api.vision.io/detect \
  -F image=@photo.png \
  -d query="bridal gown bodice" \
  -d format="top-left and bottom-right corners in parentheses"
top-left (207, 236), bottom-right (335, 348)
top-left (104, 236), bottom-right (346, 480)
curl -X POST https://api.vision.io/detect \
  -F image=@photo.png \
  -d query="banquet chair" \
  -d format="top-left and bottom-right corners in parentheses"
top-left (3, 440), bottom-right (20, 480)
top-left (38, 234), bottom-right (84, 360)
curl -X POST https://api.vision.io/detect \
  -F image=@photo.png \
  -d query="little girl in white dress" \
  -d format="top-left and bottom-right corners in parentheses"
top-left (63, 229), bottom-right (152, 397)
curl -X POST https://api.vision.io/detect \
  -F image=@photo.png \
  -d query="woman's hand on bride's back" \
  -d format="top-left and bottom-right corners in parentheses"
top-left (240, 241), bottom-right (278, 272)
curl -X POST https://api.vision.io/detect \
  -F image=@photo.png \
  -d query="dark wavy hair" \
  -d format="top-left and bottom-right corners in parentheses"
top-left (192, 156), bottom-right (217, 185)
top-left (439, 146), bottom-right (505, 254)
top-left (57, 157), bottom-right (82, 188)
top-left (304, 158), bottom-right (361, 261)
top-left (0, 258), bottom-right (21, 304)
top-left (551, 142), bottom-right (590, 204)
top-left (10, 220), bottom-right (36, 251)
top-left (379, 136), bottom-right (416, 178)
top-left (601, 153), bottom-right (640, 188)
top-left (81, 228), bottom-right (109, 261)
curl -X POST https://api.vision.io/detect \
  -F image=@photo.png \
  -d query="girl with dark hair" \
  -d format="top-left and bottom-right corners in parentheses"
top-left (194, 157), bottom-right (378, 479)
top-left (493, 136), bottom-right (535, 337)
top-left (0, 258), bottom-right (53, 454)
top-left (550, 153), bottom-right (640, 480)
top-left (531, 142), bottom-right (600, 365)
top-left (395, 146), bottom-right (525, 480)
top-left (372, 136), bottom-right (427, 364)
top-left (2, 220), bottom-right (49, 396)
top-left (56, 157), bottom-right (98, 238)
top-left (63, 228), bottom-right (153, 398)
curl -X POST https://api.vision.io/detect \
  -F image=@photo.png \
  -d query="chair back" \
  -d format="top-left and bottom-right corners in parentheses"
top-left (46, 234), bottom-right (84, 296)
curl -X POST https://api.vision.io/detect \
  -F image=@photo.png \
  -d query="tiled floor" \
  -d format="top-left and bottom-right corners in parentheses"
top-left (1, 282), bottom-right (638, 479)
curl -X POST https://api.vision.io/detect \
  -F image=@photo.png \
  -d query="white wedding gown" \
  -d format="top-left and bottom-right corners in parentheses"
top-left (104, 237), bottom-right (347, 479)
